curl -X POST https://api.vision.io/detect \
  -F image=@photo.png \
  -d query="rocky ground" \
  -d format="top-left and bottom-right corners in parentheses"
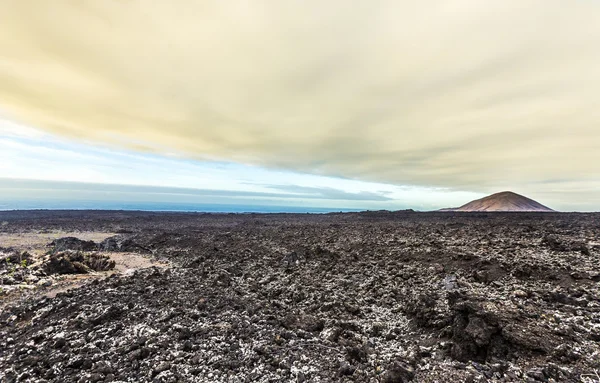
top-left (0, 210), bottom-right (599, 383)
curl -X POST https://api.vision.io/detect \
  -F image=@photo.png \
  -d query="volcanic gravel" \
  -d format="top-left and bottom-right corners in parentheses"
top-left (0, 210), bottom-right (599, 382)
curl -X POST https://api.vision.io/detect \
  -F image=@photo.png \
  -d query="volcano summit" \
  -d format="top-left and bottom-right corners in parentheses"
top-left (449, 191), bottom-right (554, 212)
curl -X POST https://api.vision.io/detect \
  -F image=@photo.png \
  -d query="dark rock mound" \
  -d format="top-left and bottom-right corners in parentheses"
top-left (41, 251), bottom-right (115, 275)
top-left (448, 291), bottom-right (560, 363)
top-left (98, 235), bottom-right (151, 253)
top-left (541, 235), bottom-right (590, 255)
top-left (48, 237), bottom-right (97, 252)
top-left (381, 361), bottom-right (415, 382)
top-left (404, 291), bottom-right (450, 329)
top-left (84, 253), bottom-right (117, 271)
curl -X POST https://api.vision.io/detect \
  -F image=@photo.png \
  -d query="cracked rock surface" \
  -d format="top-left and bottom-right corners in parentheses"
top-left (0, 210), bottom-right (599, 382)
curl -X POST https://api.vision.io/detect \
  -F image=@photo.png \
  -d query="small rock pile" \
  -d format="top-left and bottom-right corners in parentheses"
top-left (1, 238), bottom-right (117, 297)
top-left (0, 248), bottom-right (35, 289)
top-left (41, 251), bottom-right (115, 275)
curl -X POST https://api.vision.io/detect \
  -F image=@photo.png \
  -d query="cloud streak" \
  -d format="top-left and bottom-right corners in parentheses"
top-left (1, 0), bottom-right (600, 202)
top-left (0, 178), bottom-right (392, 202)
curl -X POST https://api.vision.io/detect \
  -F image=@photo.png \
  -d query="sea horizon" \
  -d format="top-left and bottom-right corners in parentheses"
top-left (0, 200), bottom-right (363, 214)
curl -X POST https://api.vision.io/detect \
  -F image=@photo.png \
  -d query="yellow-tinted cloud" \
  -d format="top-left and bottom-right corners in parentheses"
top-left (1, 0), bottom-right (600, 198)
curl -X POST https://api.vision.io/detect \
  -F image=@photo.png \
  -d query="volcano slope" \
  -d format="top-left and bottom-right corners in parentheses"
top-left (0, 210), bottom-right (599, 382)
top-left (454, 191), bottom-right (554, 212)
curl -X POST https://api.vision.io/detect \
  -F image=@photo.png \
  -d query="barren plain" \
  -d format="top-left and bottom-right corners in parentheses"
top-left (0, 210), bottom-right (599, 382)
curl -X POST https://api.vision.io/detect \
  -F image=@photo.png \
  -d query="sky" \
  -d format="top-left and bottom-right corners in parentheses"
top-left (1, 0), bottom-right (599, 211)
top-left (0, 122), bottom-right (479, 211)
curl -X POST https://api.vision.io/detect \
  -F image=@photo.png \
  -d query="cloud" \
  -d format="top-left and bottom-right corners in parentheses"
top-left (1, 128), bottom-right (491, 210)
top-left (1, 0), bottom-right (600, 201)
top-left (0, 178), bottom-right (392, 204)
top-left (262, 185), bottom-right (392, 201)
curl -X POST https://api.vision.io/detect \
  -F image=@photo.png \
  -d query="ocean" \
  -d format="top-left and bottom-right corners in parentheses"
top-left (0, 200), bottom-right (360, 214)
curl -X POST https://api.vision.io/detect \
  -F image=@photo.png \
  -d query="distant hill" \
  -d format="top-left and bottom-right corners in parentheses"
top-left (446, 191), bottom-right (554, 212)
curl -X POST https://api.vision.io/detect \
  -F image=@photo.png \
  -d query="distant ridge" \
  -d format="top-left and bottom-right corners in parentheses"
top-left (447, 191), bottom-right (554, 212)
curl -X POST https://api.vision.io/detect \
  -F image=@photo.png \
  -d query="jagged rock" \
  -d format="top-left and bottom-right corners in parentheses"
top-left (42, 252), bottom-right (90, 274)
top-left (48, 237), bottom-right (97, 252)
top-left (382, 362), bottom-right (415, 382)
top-left (338, 361), bottom-right (356, 376)
top-left (41, 251), bottom-right (115, 275)
top-left (541, 235), bottom-right (590, 255)
top-left (448, 291), bottom-right (562, 363)
top-left (98, 236), bottom-right (150, 253)
top-left (0, 249), bottom-right (32, 266)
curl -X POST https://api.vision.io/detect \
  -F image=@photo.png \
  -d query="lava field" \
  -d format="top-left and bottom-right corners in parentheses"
top-left (0, 210), bottom-right (599, 382)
